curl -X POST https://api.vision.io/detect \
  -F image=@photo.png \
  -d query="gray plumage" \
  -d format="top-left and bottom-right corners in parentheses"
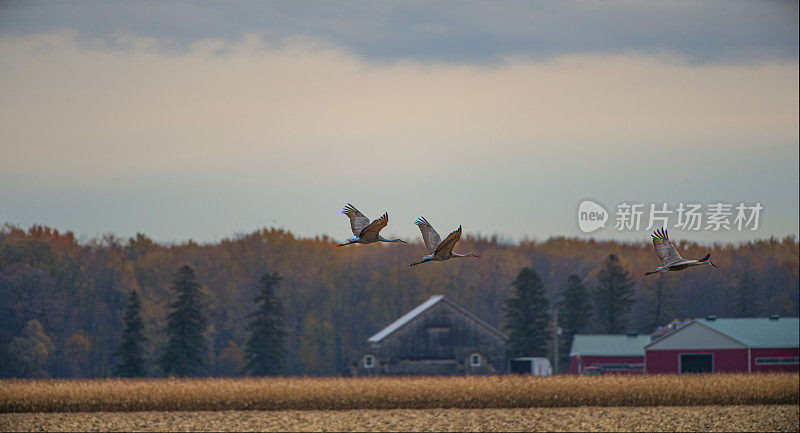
top-left (410, 217), bottom-right (478, 266)
top-left (645, 227), bottom-right (717, 275)
top-left (337, 203), bottom-right (406, 247)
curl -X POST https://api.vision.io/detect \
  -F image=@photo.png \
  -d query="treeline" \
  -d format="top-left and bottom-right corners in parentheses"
top-left (0, 223), bottom-right (797, 378)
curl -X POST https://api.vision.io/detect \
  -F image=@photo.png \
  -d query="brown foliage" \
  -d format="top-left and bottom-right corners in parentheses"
top-left (0, 224), bottom-right (798, 377)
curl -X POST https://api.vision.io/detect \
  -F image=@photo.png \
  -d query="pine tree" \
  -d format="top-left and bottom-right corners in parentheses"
top-left (592, 254), bottom-right (635, 334)
top-left (243, 272), bottom-right (286, 376)
top-left (158, 265), bottom-right (208, 377)
top-left (503, 267), bottom-right (551, 358)
top-left (114, 289), bottom-right (148, 377)
top-left (557, 274), bottom-right (591, 368)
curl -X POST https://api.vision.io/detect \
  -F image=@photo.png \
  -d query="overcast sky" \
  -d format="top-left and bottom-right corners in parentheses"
top-left (1, 1), bottom-right (797, 245)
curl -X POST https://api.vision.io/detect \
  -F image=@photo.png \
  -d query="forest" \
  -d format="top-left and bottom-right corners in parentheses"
top-left (0, 223), bottom-right (797, 378)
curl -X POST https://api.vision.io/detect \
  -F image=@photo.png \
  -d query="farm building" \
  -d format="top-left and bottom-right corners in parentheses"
top-left (509, 357), bottom-right (553, 376)
top-left (350, 295), bottom-right (507, 376)
top-left (569, 334), bottom-right (651, 374)
top-left (645, 316), bottom-right (799, 374)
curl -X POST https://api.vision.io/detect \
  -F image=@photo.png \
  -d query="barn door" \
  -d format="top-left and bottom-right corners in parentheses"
top-left (680, 353), bottom-right (713, 373)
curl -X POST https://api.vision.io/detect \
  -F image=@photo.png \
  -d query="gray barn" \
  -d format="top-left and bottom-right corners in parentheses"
top-left (350, 295), bottom-right (508, 376)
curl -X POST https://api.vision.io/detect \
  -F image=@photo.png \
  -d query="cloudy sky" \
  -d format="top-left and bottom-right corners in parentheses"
top-left (1, 1), bottom-right (797, 244)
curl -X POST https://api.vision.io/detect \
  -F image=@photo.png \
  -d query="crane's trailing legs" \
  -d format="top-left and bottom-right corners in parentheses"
top-left (645, 228), bottom-right (718, 275)
top-left (338, 203), bottom-right (407, 247)
top-left (410, 219), bottom-right (478, 266)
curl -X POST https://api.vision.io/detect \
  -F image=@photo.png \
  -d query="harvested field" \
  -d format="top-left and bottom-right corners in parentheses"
top-left (1, 374), bottom-right (797, 413)
top-left (1, 405), bottom-right (798, 432)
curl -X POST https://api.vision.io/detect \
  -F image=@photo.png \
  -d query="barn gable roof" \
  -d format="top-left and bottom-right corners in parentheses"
top-left (367, 295), bottom-right (507, 343)
top-left (569, 334), bottom-right (651, 357)
top-left (694, 317), bottom-right (798, 348)
top-left (645, 320), bottom-right (746, 350)
top-left (645, 317), bottom-right (799, 350)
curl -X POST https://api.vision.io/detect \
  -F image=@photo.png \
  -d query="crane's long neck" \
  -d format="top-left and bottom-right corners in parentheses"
top-left (378, 236), bottom-right (405, 243)
top-left (451, 252), bottom-right (476, 258)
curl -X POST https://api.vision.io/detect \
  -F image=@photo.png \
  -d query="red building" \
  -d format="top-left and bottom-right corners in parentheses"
top-left (645, 316), bottom-right (799, 374)
top-left (569, 334), bottom-right (651, 374)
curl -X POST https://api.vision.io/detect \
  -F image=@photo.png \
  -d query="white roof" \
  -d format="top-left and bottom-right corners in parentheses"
top-left (368, 295), bottom-right (444, 342)
top-left (367, 295), bottom-right (506, 343)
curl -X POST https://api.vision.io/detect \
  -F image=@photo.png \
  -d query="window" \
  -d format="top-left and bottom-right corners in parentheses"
top-left (364, 355), bottom-right (375, 368)
top-left (755, 357), bottom-right (799, 365)
top-left (680, 353), bottom-right (713, 373)
top-left (470, 353), bottom-right (481, 367)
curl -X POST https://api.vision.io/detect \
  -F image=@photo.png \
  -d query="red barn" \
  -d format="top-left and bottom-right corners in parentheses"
top-left (645, 316), bottom-right (799, 374)
top-left (569, 334), bottom-right (651, 374)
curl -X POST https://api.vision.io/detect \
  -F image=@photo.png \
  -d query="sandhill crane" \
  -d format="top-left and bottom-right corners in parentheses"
top-left (337, 203), bottom-right (407, 247)
top-left (645, 227), bottom-right (717, 275)
top-left (410, 217), bottom-right (478, 266)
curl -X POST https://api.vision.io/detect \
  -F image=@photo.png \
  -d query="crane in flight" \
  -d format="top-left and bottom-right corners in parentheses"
top-left (645, 227), bottom-right (717, 275)
top-left (410, 217), bottom-right (478, 266)
top-left (337, 203), bottom-right (406, 247)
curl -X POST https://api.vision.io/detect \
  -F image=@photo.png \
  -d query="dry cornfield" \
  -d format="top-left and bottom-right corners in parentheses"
top-left (1, 373), bottom-right (797, 413)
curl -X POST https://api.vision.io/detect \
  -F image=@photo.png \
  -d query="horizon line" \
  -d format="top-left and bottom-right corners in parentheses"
top-left (2, 222), bottom-right (797, 249)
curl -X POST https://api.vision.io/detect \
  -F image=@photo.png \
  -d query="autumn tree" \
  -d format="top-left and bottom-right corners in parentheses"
top-left (1, 223), bottom-right (798, 378)
top-left (159, 266), bottom-right (208, 377)
top-left (243, 272), bottom-right (286, 376)
top-left (592, 254), bottom-right (635, 334)
top-left (114, 289), bottom-right (148, 377)
top-left (64, 331), bottom-right (91, 377)
top-left (216, 340), bottom-right (245, 377)
top-left (504, 267), bottom-right (551, 358)
top-left (6, 320), bottom-right (54, 378)
top-left (557, 274), bottom-right (592, 368)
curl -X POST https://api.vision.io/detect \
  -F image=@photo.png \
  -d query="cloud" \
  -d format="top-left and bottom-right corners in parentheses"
top-left (1, 31), bottom-right (797, 179)
top-left (0, 1), bottom-right (797, 64)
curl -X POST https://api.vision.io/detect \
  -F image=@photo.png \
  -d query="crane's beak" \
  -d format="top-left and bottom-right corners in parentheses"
top-left (710, 261), bottom-right (718, 268)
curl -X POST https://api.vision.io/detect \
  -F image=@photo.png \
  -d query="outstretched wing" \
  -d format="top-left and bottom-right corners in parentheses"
top-left (342, 203), bottom-right (370, 237)
top-left (359, 212), bottom-right (388, 239)
top-left (415, 217), bottom-right (441, 253)
top-left (651, 227), bottom-right (683, 265)
top-left (434, 225), bottom-right (462, 256)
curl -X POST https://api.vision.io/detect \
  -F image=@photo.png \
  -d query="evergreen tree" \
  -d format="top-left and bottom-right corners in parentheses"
top-left (158, 265), bottom-right (208, 377)
top-left (114, 290), bottom-right (148, 377)
top-left (243, 272), bottom-right (286, 376)
top-left (557, 274), bottom-right (591, 368)
top-left (592, 254), bottom-right (635, 334)
top-left (503, 267), bottom-right (551, 358)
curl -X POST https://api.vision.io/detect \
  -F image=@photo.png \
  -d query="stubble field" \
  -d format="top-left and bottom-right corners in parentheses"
top-left (2, 405), bottom-right (798, 432)
top-left (1, 374), bottom-right (797, 431)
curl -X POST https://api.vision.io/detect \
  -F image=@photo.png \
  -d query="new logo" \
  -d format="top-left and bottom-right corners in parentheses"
top-left (578, 200), bottom-right (608, 233)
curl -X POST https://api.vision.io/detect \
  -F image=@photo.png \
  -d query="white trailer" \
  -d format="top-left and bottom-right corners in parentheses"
top-left (509, 357), bottom-right (553, 377)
